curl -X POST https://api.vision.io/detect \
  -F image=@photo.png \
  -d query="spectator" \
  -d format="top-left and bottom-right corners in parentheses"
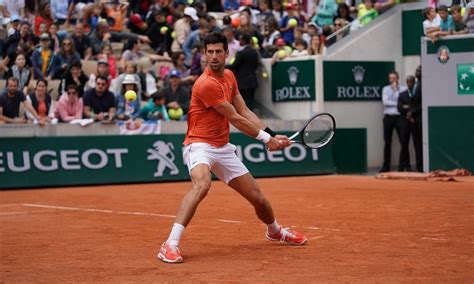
top-left (3, 21), bottom-right (36, 58)
top-left (236, 12), bottom-right (261, 44)
top-left (53, 37), bottom-right (81, 79)
top-left (0, 77), bottom-right (43, 124)
top-left (7, 15), bottom-right (21, 38)
top-left (120, 38), bottom-right (171, 71)
top-left (114, 61), bottom-right (142, 99)
top-left (223, 25), bottom-right (242, 64)
top-left (358, 0), bottom-right (379, 27)
top-left (422, 7), bottom-right (441, 42)
top-left (229, 33), bottom-right (259, 110)
top-left (55, 84), bottom-right (83, 123)
top-left (83, 75), bottom-right (116, 122)
top-left (451, 5), bottom-right (468, 34)
top-left (262, 16), bottom-right (281, 48)
top-left (182, 21), bottom-right (209, 67)
top-left (97, 44), bottom-right (118, 79)
top-left (105, 0), bottom-right (129, 32)
top-left (312, 0), bottom-right (337, 28)
top-left (0, 0), bottom-right (24, 24)
top-left (137, 57), bottom-right (159, 100)
top-left (139, 91), bottom-right (170, 121)
top-left (147, 9), bottom-right (172, 56)
top-left (397, 75), bottom-right (416, 172)
top-left (86, 59), bottom-right (111, 91)
top-left (59, 60), bottom-right (89, 98)
top-left (5, 53), bottom-right (31, 94)
top-left (50, 0), bottom-right (69, 26)
top-left (66, 0), bottom-right (95, 29)
top-left (224, 0), bottom-right (239, 12)
top-left (279, 4), bottom-right (300, 45)
top-left (379, 70), bottom-right (406, 173)
top-left (34, 3), bottom-right (53, 36)
top-left (271, 37), bottom-right (290, 64)
top-left (307, 35), bottom-right (326, 55)
top-left (171, 7), bottom-right (198, 53)
top-left (464, 2), bottom-right (474, 33)
top-left (256, 0), bottom-right (274, 35)
top-left (293, 26), bottom-right (310, 47)
top-left (334, 3), bottom-right (354, 23)
top-left (71, 23), bottom-right (92, 60)
top-left (25, 79), bottom-right (54, 123)
top-left (291, 38), bottom-right (309, 57)
top-left (170, 51), bottom-right (196, 85)
top-left (411, 66), bottom-right (423, 172)
top-left (163, 69), bottom-right (190, 120)
top-left (326, 18), bottom-right (349, 46)
top-left (31, 33), bottom-right (55, 80)
top-left (48, 22), bottom-right (61, 53)
top-left (437, 5), bottom-right (454, 35)
top-left (115, 74), bottom-right (141, 120)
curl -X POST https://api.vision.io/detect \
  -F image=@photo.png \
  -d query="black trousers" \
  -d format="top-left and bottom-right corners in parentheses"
top-left (240, 88), bottom-right (256, 111)
top-left (412, 118), bottom-right (423, 172)
top-left (382, 114), bottom-right (401, 171)
top-left (399, 117), bottom-right (412, 171)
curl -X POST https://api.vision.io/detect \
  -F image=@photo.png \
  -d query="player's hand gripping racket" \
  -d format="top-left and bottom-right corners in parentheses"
top-left (288, 113), bottom-right (336, 149)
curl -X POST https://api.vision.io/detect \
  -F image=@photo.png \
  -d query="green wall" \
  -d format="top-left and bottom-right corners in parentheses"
top-left (402, 9), bottom-right (425, 56)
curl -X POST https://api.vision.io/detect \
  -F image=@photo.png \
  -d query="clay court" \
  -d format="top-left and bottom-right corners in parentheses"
top-left (1, 175), bottom-right (473, 282)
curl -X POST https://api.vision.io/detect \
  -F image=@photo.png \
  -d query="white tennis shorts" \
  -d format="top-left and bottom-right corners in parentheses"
top-left (183, 142), bottom-right (249, 184)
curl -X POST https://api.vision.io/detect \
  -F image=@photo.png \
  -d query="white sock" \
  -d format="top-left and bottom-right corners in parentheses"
top-left (267, 220), bottom-right (281, 234)
top-left (166, 223), bottom-right (185, 246)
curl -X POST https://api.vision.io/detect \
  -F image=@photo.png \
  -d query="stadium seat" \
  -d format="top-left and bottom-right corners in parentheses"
top-left (81, 60), bottom-right (98, 76)
top-left (0, 79), bottom-right (6, 91)
top-left (48, 80), bottom-right (61, 101)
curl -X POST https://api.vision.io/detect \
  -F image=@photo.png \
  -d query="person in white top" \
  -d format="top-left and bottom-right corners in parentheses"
top-left (422, 7), bottom-right (442, 42)
top-left (380, 70), bottom-right (406, 173)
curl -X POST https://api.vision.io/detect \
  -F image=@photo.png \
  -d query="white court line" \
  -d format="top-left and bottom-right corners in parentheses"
top-left (421, 237), bottom-right (447, 241)
top-left (216, 219), bottom-right (243, 224)
top-left (0, 210), bottom-right (51, 216)
top-left (116, 211), bottom-right (176, 218)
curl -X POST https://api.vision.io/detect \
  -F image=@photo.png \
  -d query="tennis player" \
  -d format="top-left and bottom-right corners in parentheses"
top-left (158, 32), bottom-right (307, 264)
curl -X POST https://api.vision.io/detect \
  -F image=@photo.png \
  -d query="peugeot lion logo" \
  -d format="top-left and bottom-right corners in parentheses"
top-left (352, 65), bottom-right (365, 84)
top-left (147, 141), bottom-right (179, 177)
top-left (288, 66), bottom-right (299, 86)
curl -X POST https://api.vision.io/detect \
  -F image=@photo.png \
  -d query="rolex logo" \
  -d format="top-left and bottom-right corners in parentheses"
top-left (352, 65), bottom-right (365, 84)
top-left (288, 66), bottom-right (299, 86)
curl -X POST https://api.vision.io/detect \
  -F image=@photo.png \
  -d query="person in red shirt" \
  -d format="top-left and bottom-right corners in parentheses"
top-left (158, 32), bottom-right (307, 264)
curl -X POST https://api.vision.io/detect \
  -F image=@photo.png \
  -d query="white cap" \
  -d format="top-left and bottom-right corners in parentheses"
top-left (122, 74), bottom-right (138, 85)
top-left (184, 7), bottom-right (199, 21)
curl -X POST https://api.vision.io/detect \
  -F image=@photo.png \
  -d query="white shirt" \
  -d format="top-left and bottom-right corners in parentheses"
top-left (382, 84), bottom-right (406, 115)
top-left (423, 14), bottom-right (441, 35)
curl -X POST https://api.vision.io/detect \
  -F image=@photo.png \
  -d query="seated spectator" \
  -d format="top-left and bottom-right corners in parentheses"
top-left (50, 0), bottom-right (69, 26)
top-left (48, 22), bottom-right (61, 53)
top-left (438, 5), bottom-right (454, 35)
top-left (171, 7), bottom-right (198, 53)
top-left (451, 5), bottom-right (468, 34)
top-left (137, 57), bottom-right (159, 100)
top-left (170, 52), bottom-right (196, 86)
top-left (262, 17), bottom-right (281, 48)
top-left (326, 18), bottom-right (350, 46)
top-left (307, 35), bottom-right (326, 55)
top-left (59, 60), bottom-right (89, 98)
top-left (334, 3), bottom-right (354, 23)
top-left (271, 37), bottom-right (290, 64)
top-left (53, 37), bottom-right (81, 79)
top-left (291, 39), bottom-right (309, 57)
top-left (358, 0), bottom-right (379, 27)
top-left (312, 0), bottom-right (337, 28)
top-left (7, 16), bottom-right (21, 38)
top-left (34, 3), bottom-right (53, 37)
top-left (163, 69), bottom-right (190, 121)
top-left (82, 75), bottom-right (116, 122)
top-left (55, 85), bottom-right (83, 122)
top-left (5, 53), bottom-right (31, 94)
top-left (115, 74), bottom-right (141, 121)
top-left (105, 0), bottom-right (129, 32)
top-left (25, 80), bottom-right (54, 123)
top-left (294, 26), bottom-right (310, 47)
top-left (120, 38), bottom-right (171, 71)
top-left (72, 23), bottom-right (93, 60)
top-left (114, 61), bottom-right (142, 99)
top-left (3, 21), bottom-right (36, 60)
top-left (0, 77), bottom-right (43, 124)
top-left (31, 33), bottom-right (56, 80)
top-left (223, 26), bottom-right (242, 64)
top-left (97, 44), bottom-right (118, 79)
top-left (279, 5), bottom-right (299, 45)
top-left (147, 9), bottom-right (172, 56)
top-left (86, 59), bottom-right (112, 92)
top-left (464, 2), bottom-right (474, 33)
top-left (422, 7), bottom-right (441, 42)
top-left (182, 21), bottom-right (210, 67)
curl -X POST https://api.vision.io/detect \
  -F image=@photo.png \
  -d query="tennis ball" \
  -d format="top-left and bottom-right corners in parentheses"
top-left (277, 49), bottom-right (287, 59)
top-left (229, 57), bottom-right (236, 65)
top-left (283, 45), bottom-right (293, 54)
top-left (171, 31), bottom-right (176, 39)
top-left (252, 36), bottom-right (258, 46)
top-left (168, 107), bottom-right (184, 120)
top-left (188, 0), bottom-right (193, 4)
top-left (288, 18), bottom-right (298, 28)
top-left (160, 26), bottom-right (168, 34)
top-left (262, 71), bottom-right (268, 78)
top-left (124, 90), bottom-right (137, 102)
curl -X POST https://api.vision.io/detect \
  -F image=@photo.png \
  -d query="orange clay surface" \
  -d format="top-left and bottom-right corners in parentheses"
top-left (1, 175), bottom-right (473, 282)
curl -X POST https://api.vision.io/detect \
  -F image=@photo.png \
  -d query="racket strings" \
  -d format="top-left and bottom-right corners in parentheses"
top-left (303, 117), bottom-right (334, 147)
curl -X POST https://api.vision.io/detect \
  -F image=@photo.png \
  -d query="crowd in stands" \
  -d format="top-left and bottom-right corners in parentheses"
top-left (0, 0), bottom-right (471, 126)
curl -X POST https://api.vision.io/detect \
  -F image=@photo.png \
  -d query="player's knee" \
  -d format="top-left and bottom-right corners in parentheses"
top-left (193, 180), bottom-right (211, 201)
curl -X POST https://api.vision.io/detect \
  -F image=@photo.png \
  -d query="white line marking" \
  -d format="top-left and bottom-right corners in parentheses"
top-left (217, 219), bottom-right (242, 224)
top-left (421, 237), bottom-right (447, 241)
top-left (116, 211), bottom-right (176, 218)
top-left (0, 203), bottom-right (20, 207)
top-left (324, 228), bottom-right (341, 231)
top-left (309, 236), bottom-right (324, 240)
top-left (306, 227), bottom-right (320, 230)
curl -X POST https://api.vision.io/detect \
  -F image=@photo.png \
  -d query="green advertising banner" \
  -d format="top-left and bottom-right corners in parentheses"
top-left (271, 60), bottom-right (315, 102)
top-left (0, 133), bottom-right (335, 189)
top-left (323, 61), bottom-right (395, 101)
top-left (457, 63), bottom-right (474, 95)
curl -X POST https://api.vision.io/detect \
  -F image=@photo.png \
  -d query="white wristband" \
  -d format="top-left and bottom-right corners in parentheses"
top-left (256, 129), bottom-right (271, 144)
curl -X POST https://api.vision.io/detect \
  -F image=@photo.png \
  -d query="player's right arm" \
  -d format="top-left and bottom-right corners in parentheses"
top-left (213, 102), bottom-right (283, 151)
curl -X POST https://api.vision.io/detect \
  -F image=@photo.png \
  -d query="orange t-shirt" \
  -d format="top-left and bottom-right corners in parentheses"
top-left (184, 68), bottom-right (239, 147)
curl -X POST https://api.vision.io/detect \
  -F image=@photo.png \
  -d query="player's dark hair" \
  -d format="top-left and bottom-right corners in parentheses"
top-left (203, 31), bottom-right (228, 51)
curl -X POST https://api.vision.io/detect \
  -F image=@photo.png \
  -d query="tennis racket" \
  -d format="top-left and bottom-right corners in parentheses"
top-left (288, 113), bottom-right (336, 149)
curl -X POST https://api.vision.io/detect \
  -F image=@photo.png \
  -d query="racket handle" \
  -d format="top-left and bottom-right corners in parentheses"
top-left (288, 131), bottom-right (299, 140)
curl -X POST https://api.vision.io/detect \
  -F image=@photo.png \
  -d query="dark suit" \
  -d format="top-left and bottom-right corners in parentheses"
top-left (397, 88), bottom-right (414, 171)
top-left (230, 45), bottom-right (259, 110)
top-left (411, 81), bottom-right (423, 172)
